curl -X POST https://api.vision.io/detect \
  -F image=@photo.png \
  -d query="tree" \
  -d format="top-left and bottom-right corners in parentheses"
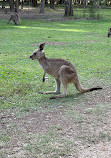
top-left (2, 0), bottom-right (5, 9)
top-left (40, 0), bottom-right (45, 13)
top-left (50, 0), bottom-right (55, 9)
top-left (15, 0), bottom-right (19, 12)
top-left (9, 0), bottom-right (14, 12)
top-left (21, 0), bottom-right (24, 9)
top-left (32, 0), bottom-right (37, 7)
top-left (64, 0), bottom-right (73, 16)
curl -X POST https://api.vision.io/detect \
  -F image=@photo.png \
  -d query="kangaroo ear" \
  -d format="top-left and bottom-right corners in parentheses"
top-left (39, 43), bottom-right (45, 51)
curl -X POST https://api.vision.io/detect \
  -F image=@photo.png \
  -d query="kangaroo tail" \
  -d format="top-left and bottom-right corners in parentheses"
top-left (74, 77), bottom-right (102, 93)
top-left (89, 87), bottom-right (102, 91)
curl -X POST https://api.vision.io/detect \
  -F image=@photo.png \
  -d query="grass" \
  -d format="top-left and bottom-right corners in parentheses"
top-left (25, 129), bottom-right (72, 157)
top-left (0, 17), bottom-right (111, 111)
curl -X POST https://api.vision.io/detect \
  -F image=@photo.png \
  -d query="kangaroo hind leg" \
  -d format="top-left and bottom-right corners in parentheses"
top-left (50, 65), bottom-right (71, 99)
top-left (50, 82), bottom-right (68, 99)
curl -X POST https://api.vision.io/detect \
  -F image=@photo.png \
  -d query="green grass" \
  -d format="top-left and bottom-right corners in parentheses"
top-left (0, 11), bottom-right (111, 112)
top-left (25, 129), bottom-right (72, 157)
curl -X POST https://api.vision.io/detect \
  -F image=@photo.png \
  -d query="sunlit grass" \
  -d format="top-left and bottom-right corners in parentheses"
top-left (18, 25), bottom-right (88, 32)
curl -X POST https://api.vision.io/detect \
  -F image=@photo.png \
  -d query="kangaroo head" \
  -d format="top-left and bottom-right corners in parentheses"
top-left (30, 43), bottom-right (45, 60)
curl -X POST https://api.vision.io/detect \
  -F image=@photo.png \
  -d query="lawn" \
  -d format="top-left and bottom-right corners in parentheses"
top-left (0, 17), bottom-right (111, 110)
top-left (0, 8), bottom-right (111, 157)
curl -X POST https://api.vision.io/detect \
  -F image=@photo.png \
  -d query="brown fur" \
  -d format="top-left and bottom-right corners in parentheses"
top-left (30, 43), bottom-right (102, 99)
top-left (8, 13), bottom-right (20, 25)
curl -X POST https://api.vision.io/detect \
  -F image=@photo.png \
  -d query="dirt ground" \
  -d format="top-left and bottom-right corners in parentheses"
top-left (0, 86), bottom-right (111, 158)
top-left (0, 8), bottom-right (111, 158)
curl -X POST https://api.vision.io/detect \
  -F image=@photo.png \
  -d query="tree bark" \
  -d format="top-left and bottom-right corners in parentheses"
top-left (40, 0), bottom-right (45, 13)
top-left (45, 0), bottom-right (48, 5)
top-left (15, 0), bottom-right (19, 12)
top-left (9, 0), bottom-right (14, 12)
top-left (2, 0), bottom-right (5, 9)
top-left (64, 0), bottom-right (73, 16)
top-left (21, 0), bottom-right (24, 9)
top-left (50, 0), bottom-right (55, 9)
top-left (32, 0), bottom-right (37, 7)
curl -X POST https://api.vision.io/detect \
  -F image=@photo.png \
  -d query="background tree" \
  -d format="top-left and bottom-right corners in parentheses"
top-left (9, 0), bottom-right (14, 12)
top-left (32, 0), bottom-right (37, 7)
top-left (64, 0), bottom-right (73, 16)
top-left (2, 0), bottom-right (5, 9)
top-left (15, 0), bottom-right (19, 12)
top-left (50, 0), bottom-right (55, 9)
top-left (40, 0), bottom-right (45, 13)
top-left (21, 0), bottom-right (24, 9)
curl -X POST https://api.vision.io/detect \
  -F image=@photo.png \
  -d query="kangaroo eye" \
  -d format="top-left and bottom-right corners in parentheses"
top-left (34, 53), bottom-right (36, 55)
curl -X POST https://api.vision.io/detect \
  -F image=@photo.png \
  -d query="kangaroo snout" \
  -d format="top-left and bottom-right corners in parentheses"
top-left (30, 55), bottom-right (33, 59)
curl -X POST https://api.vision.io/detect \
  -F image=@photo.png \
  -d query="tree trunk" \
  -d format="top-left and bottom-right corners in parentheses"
top-left (45, 0), bottom-right (48, 5)
top-left (21, 0), bottom-right (24, 9)
top-left (32, 0), bottom-right (37, 7)
top-left (64, 0), bottom-right (73, 16)
top-left (50, 0), bottom-right (55, 9)
top-left (2, 0), bottom-right (5, 9)
top-left (40, 0), bottom-right (45, 13)
top-left (15, 0), bottom-right (19, 12)
top-left (85, 0), bottom-right (88, 7)
top-left (9, 0), bottom-right (14, 12)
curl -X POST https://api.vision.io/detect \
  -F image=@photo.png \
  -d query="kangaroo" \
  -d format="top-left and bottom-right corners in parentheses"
top-left (30, 43), bottom-right (102, 99)
top-left (8, 13), bottom-right (20, 25)
top-left (108, 28), bottom-right (111, 37)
